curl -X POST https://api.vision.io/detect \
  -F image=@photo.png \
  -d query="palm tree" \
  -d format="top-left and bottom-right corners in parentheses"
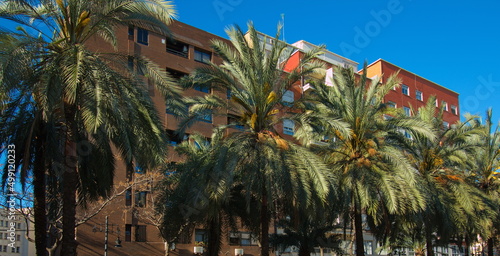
top-left (0, 31), bottom-right (55, 256)
top-left (158, 130), bottom-right (252, 256)
top-left (0, 1), bottom-right (178, 255)
top-left (270, 192), bottom-right (344, 256)
top-left (390, 97), bottom-right (495, 256)
top-left (178, 22), bottom-right (331, 256)
top-left (465, 109), bottom-right (500, 256)
top-left (295, 65), bottom-right (433, 256)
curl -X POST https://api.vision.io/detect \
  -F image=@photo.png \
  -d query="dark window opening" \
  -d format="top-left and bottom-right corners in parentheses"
top-left (134, 191), bottom-right (147, 207)
top-left (125, 224), bottom-right (132, 242)
top-left (128, 26), bottom-right (134, 40)
top-left (166, 40), bottom-right (189, 58)
top-left (137, 28), bottom-right (148, 45)
top-left (166, 130), bottom-right (189, 146)
top-left (194, 83), bottom-right (211, 93)
top-left (195, 229), bottom-right (207, 243)
top-left (199, 109), bottom-right (212, 123)
top-left (125, 189), bottom-right (132, 206)
top-left (194, 48), bottom-right (212, 63)
top-left (166, 68), bottom-right (187, 80)
top-left (227, 114), bottom-right (244, 130)
top-left (135, 225), bottom-right (147, 242)
top-left (128, 56), bottom-right (134, 71)
top-left (228, 232), bottom-right (257, 246)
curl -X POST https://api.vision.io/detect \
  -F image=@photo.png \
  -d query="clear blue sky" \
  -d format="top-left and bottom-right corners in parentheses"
top-left (174, 0), bottom-right (500, 124)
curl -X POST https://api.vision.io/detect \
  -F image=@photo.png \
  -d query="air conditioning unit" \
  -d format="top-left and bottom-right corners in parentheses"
top-left (194, 246), bottom-right (204, 254)
top-left (235, 248), bottom-right (244, 256)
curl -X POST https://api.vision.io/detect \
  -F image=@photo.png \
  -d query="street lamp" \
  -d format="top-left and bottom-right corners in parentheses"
top-left (92, 216), bottom-right (123, 255)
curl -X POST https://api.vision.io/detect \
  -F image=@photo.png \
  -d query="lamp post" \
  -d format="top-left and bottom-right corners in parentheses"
top-left (92, 216), bottom-right (122, 256)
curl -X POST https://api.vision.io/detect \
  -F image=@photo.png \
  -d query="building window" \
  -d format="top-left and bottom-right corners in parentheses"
top-left (416, 90), bottom-right (423, 101)
top-left (11, 247), bottom-right (15, 253)
top-left (404, 130), bottom-right (412, 139)
top-left (194, 83), bottom-right (211, 93)
top-left (134, 191), bottom-right (147, 207)
top-left (443, 121), bottom-right (450, 129)
top-left (127, 56), bottom-right (134, 71)
top-left (229, 232), bottom-right (240, 245)
top-left (229, 232), bottom-right (258, 246)
top-left (125, 188), bottom-right (132, 206)
top-left (198, 109), bottom-right (212, 123)
top-left (16, 247), bottom-right (20, 253)
top-left (16, 234), bottom-right (20, 241)
top-left (135, 225), bottom-right (147, 242)
top-left (194, 48), bottom-right (212, 63)
top-left (228, 114), bottom-right (244, 130)
top-left (386, 101), bottom-right (396, 108)
top-left (195, 229), bottom-right (207, 243)
top-left (451, 105), bottom-right (457, 115)
top-left (137, 28), bottom-right (148, 45)
top-left (404, 106), bottom-right (411, 117)
top-left (3, 245), bottom-right (6, 252)
top-left (402, 85), bottom-right (409, 96)
top-left (166, 130), bottom-right (189, 145)
top-left (283, 119), bottom-right (295, 135)
top-left (125, 224), bottom-right (132, 242)
top-left (166, 40), bottom-right (189, 58)
top-left (435, 98), bottom-right (439, 107)
top-left (282, 90), bottom-right (294, 106)
top-left (17, 223), bottom-right (20, 229)
top-left (364, 241), bottom-right (373, 255)
top-left (166, 68), bottom-right (188, 81)
top-left (128, 25), bottom-right (134, 40)
top-left (442, 101), bottom-right (448, 111)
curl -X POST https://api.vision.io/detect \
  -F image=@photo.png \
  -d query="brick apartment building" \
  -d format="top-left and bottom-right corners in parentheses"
top-left (364, 59), bottom-right (460, 125)
top-left (76, 20), bottom-right (460, 256)
top-left (77, 20), bottom-right (234, 256)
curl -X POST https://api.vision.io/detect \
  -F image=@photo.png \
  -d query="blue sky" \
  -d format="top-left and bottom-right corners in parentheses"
top-left (174, 0), bottom-right (500, 124)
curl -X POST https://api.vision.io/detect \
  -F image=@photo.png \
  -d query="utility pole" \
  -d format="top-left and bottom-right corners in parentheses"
top-left (104, 216), bottom-right (108, 256)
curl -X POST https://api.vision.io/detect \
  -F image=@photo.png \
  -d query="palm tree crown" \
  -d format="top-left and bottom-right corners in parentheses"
top-left (296, 65), bottom-right (434, 256)
top-left (1, 1), bottom-right (178, 255)
top-left (173, 22), bottom-right (332, 256)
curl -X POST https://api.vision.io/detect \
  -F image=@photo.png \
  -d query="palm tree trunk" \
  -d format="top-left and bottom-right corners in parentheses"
top-left (261, 187), bottom-right (270, 256)
top-left (425, 224), bottom-right (435, 256)
top-left (487, 237), bottom-right (494, 256)
top-left (207, 217), bottom-right (221, 256)
top-left (298, 241), bottom-right (309, 256)
top-left (61, 140), bottom-right (78, 256)
top-left (354, 200), bottom-right (365, 256)
top-left (464, 234), bottom-right (471, 256)
top-left (34, 135), bottom-right (47, 256)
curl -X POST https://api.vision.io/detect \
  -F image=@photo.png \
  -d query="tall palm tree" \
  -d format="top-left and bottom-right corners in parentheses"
top-left (158, 130), bottom-right (251, 256)
top-left (295, 65), bottom-right (433, 256)
top-left (0, 31), bottom-right (56, 256)
top-left (0, 1), bottom-right (179, 255)
top-left (178, 22), bottom-right (331, 256)
top-left (465, 109), bottom-right (500, 256)
top-left (390, 97), bottom-right (495, 256)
